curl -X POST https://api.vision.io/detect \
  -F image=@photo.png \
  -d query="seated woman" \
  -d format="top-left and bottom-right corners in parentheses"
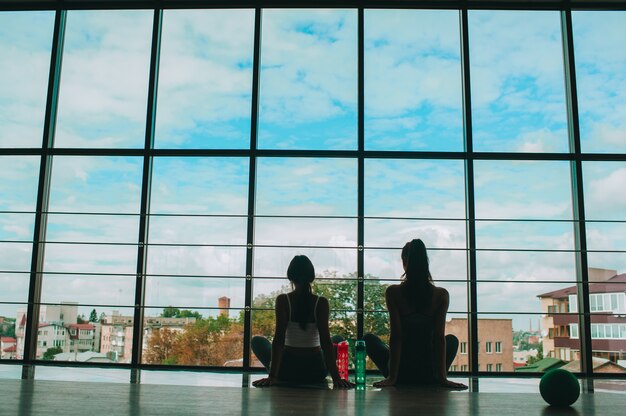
top-left (365, 239), bottom-right (467, 389)
top-left (251, 255), bottom-right (353, 388)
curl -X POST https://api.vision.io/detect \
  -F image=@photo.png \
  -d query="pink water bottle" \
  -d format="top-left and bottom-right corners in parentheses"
top-left (336, 341), bottom-right (349, 381)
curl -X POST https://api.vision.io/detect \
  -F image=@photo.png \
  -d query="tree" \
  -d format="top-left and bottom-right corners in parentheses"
top-left (144, 328), bottom-right (178, 364)
top-left (161, 307), bottom-right (202, 319)
top-left (42, 346), bottom-right (63, 360)
top-left (161, 307), bottom-right (181, 318)
top-left (77, 314), bottom-right (87, 324)
top-left (526, 344), bottom-right (544, 365)
top-left (89, 309), bottom-right (98, 323)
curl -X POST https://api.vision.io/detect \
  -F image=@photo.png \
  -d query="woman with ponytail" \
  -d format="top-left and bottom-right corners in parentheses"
top-left (251, 255), bottom-right (354, 388)
top-left (365, 239), bottom-right (467, 389)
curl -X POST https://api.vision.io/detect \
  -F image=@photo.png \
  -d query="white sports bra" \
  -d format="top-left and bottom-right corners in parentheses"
top-left (284, 294), bottom-right (321, 348)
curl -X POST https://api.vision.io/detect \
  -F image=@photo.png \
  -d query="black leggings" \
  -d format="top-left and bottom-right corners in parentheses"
top-left (251, 335), bottom-right (344, 383)
top-left (363, 333), bottom-right (459, 380)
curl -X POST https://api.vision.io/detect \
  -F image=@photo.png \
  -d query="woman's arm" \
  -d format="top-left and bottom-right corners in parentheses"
top-left (433, 288), bottom-right (467, 389)
top-left (317, 297), bottom-right (354, 388)
top-left (254, 294), bottom-right (288, 387)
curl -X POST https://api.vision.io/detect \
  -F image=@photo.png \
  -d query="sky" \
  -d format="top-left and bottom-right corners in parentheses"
top-left (1, 9), bottom-right (626, 348)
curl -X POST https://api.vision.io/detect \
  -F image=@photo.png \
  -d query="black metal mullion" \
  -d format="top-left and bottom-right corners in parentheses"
top-left (561, 9), bottom-right (593, 388)
top-left (130, 8), bottom-right (162, 384)
top-left (460, 8), bottom-right (479, 388)
top-left (243, 7), bottom-right (262, 373)
top-left (22, 9), bottom-right (66, 380)
top-left (356, 7), bottom-right (365, 341)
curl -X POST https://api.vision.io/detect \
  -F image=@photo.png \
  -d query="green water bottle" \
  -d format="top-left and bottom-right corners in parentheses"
top-left (355, 340), bottom-right (366, 386)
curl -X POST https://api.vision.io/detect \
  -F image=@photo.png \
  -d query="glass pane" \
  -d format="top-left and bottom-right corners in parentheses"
top-left (258, 9), bottom-right (357, 150)
top-left (255, 217), bottom-right (356, 248)
top-left (0, 274), bottom-right (28, 303)
top-left (476, 221), bottom-right (575, 251)
top-left (477, 251), bottom-right (577, 282)
top-left (0, 156), bottom-right (41, 211)
top-left (365, 248), bottom-right (467, 281)
top-left (44, 156), bottom-right (143, 275)
top-left (0, 157), bottom-right (43, 278)
top-left (142, 307), bottom-right (243, 366)
top-left (365, 219), bottom-right (466, 249)
top-left (149, 216), bottom-right (247, 246)
top-left (481, 282), bottom-right (579, 314)
top-left (476, 314), bottom-right (541, 372)
top-left (469, 11), bottom-right (568, 152)
top-left (35, 305), bottom-right (134, 363)
top-left (0, 11), bottom-right (54, 148)
top-left (41, 274), bottom-right (135, 306)
top-left (148, 157), bottom-right (248, 281)
top-left (583, 162), bottom-right (626, 221)
top-left (155, 10), bottom-right (254, 149)
top-left (365, 159), bottom-right (466, 219)
top-left (254, 247), bottom-right (356, 279)
top-left (150, 158), bottom-right (249, 215)
top-left (147, 246), bottom-right (246, 277)
top-left (573, 11), bottom-right (626, 153)
top-left (364, 10), bottom-right (462, 151)
top-left (145, 276), bottom-right (245, 309)
top-left (256, 158), bottom-right (356, 216)
top-left (55, 10), bottom-right (153, 148)
top-left (48, 156), bottom-right (143, 214)
top-left (474, 161), bottom-right (572, 220)
top-left (0, 302), bottom-right (23, 361)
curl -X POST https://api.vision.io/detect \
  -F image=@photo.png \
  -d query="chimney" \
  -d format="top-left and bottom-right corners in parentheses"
top-left (218, 296), bottom-right (231, 318)
top-left (588, 267), bottom-right (617, 282)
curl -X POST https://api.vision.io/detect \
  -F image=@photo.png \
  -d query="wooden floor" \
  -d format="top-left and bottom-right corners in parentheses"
top-left (2, 378), bottom-right (626, 416)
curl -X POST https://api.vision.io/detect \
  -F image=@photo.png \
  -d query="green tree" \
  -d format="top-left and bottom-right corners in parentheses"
top-left (76, 314), bottom-right (87, 324)
top-left (89, 309), bottom-right (98, 323)
top-left (526, 344), bottom-right (544, 365)
top-left (161, 307), bottom-right (181, 318)
top-left (42, 346), bottom-right (63, 360)
top-left (161, 307), bottom-right (202, 319)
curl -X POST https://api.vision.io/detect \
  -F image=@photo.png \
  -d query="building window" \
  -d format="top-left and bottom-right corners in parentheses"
top-left (460, 342), bottom-right (467, 354)
top-left (451, 365), bottom-right (458, 371)
top-left (461, 365), bottom-right (468, 372)
top-left (486, 342), bottom-right (492, 353)
top-left (496, 364), bottom-right (502, 372)
top-left (589, 293), bottom-right (626, 313)
top-left (495, 341), bottom-right (502, 353)
top-left (487, 364), bottom-right (493, 371)
top-left (570, 324), bottom-right (579, 339)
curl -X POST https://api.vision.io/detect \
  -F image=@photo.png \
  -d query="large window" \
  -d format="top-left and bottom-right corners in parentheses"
top-left (1, 4), bottom-right (626, 380)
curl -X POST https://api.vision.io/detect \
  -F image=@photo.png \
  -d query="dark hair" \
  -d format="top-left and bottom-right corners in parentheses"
top-left (287, 255), bottom-right (316, 330)
top-left (401, 239), bottom-right (434, 308)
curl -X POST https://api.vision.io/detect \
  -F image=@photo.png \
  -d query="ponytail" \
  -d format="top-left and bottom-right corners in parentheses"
top-left (295, 282), bottom-right (313, 330)
top-left (287, 255), bottom-right (316, 330)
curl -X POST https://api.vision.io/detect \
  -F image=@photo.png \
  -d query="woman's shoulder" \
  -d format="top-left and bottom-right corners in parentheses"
top-left (314, 294), bottom-right (328, 305)
top-left (385, 283), bottom-right (403, 294)
top-left (431, 286), bottom-right (450, 307)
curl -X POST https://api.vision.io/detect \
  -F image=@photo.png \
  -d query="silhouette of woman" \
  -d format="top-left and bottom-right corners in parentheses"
top-left (251, 255), bottom-right (354, 388)
top-left (365, 239), bottom-right (467, 388)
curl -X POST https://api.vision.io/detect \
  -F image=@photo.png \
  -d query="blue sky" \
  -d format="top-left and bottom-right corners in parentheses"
top-left (1, 9), bottom-right (626, 337)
